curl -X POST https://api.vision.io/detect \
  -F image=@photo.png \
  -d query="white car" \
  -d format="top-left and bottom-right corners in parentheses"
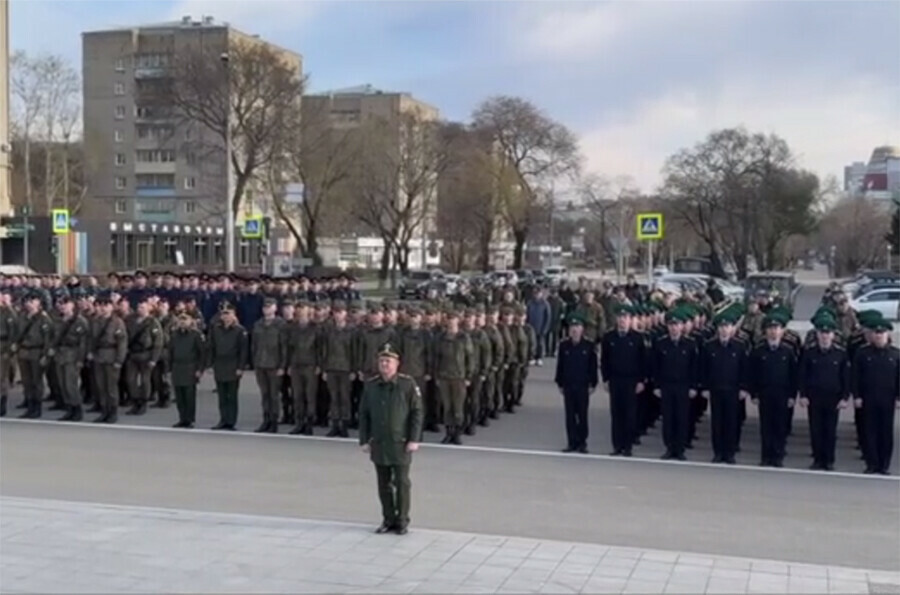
top-left (443, 274), bottom-right (462, 295)
top-left (656, 274), bottom-right (744, 300)
top-left (488, 270), bottom-right (519, 287)
top-left (850, 287), bottom-right (900, 321)
top-left (542, 266), bottom-right (568, 285)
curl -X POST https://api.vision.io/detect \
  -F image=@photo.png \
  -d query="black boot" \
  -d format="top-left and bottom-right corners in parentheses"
top-left (71, 405), bottom-right (83, 422)
top-left (32, 400), bottom-right (42, 419)
top-left (49, 401), bottom-right (66, 412)
top-left (279, 403), bottom-right (293, 425)
top-left (267, 418), bottom-right (279, 434)
top-left (18, 400), bottom-right (34, 419)
top-left (478, 415), bottom-right (489, 427)
top-left (463, 423), bottom-right (475, 436)
top-left (0, 395), bottom-right (7, 417)
top-left (254, 416), bottom-right (270, 433)
top-left (441, 428), bottom-right (452, 444)
top-left (15, 399), bottom-right (27, 409)
top-left (289, 424), bottom-right (304, 435)
top-left (326, 421), bottom-right (340, 437)
top-left (93, 412), bottom-right (109, 423)
top-left (338, 421), bottom-right (349, 438)
top-left (125, 403), bottom-right (141, 415)
top-left (303, 420), bottom-right (315, 436)
top-left (59, 406), bottom-right (75, 421)
top-left (87, 402), bottom-right (102, 413)
top-left (450, 427), bottom-right (462, 445)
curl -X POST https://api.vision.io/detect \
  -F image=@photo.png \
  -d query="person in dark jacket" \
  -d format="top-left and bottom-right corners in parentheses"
top-left (651, 307), bottom-right (698, 461)
top-left (852, 315), bottom-right (900, 475)
top-left (526, 289), bottom-right (551, 365)
top-left (555, 315), bottom-right (598, 454)
top-left (700, 313), bottom-right (748, 464)
top-left (600, 305), bottom-right (648, 457)
top-left (168, 313), bottom-right (206, 429)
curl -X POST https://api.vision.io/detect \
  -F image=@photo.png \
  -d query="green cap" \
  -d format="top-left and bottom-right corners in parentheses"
top-left (614, 304), bottom-right (633, 317)
top-left (762, 314), bottom-right (785, 329)
top-left (378, 342), bottom-right (400, 360)
top-left (872, 317), bottom-right (894, 332)
top-left (567, 314), bottom-right (584, 326)
top-left (813, 314), bottom-right (837, 332)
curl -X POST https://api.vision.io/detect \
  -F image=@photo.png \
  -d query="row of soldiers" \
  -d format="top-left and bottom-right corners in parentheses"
top-left (594, 299), bottom-right (898, 474)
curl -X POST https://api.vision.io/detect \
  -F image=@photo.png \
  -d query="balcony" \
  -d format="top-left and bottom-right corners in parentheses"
top-left (135, 67), bottom-right (168, 80)
top-left (136, 187), bottom-right (177, 198)
top-left (135, 161), bottom-right (176, 175)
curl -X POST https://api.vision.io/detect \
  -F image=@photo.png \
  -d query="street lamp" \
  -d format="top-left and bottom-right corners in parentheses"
top-left (221, 51), bottom-right (235, 273)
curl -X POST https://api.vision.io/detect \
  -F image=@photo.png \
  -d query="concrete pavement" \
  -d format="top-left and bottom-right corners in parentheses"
top-left (2, 497), bottom-right (898, 594)
top-left (1, 422), bottom-right (898, 571)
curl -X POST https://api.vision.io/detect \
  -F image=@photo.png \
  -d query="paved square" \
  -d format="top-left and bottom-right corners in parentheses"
top-left (1, 497), bottom-right (897, 594)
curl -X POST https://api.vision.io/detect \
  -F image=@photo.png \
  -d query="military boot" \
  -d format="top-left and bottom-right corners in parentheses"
top-left (59, 406), bottom-right (75, 421)
top-left (48, 400), bottom-right (66, 412)
top-left (0, 395), bottom-right (7, 417)
top-left (105, 411), bottom-right (118, 424)
top-left (254, 416), bottom-right (271, 433)
top-left (125, 403), bottom-right (141, 415)
top-left (267, 418), bottom-right (279, 434)
top-left (15, 399), bottom-right (28, 409)
top-left (71, 406), bottom-right (83, 422)
top-left (463, 423), bottom-right (475, 436)
top-left (289, 424), bottom-right (305, 435)
top-left (326, 421), bottom-right (340, 437)
top-left (93, 412), bottom-right (108, 423)
top-left (87, 402), bottom-right (103, 413)
top-left (304, 418), bottom-right (316, 436)
top-left (451, 428), bottom-right (462, 445)
top-left (441, 428), bottom-right (452, 444)
top-left (18, 400), bottom-right (36, 418)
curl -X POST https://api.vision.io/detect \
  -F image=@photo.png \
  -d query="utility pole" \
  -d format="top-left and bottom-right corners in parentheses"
top-left (221, 51), bottom-right (235, 273)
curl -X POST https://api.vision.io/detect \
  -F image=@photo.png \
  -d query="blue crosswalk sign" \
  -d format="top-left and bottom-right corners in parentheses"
top-left (243, 216), bottom-right (263, 238)
top-left (51, 209), bottom-right (70, 234)
top-left (636, 213), bottom-right (664, 241)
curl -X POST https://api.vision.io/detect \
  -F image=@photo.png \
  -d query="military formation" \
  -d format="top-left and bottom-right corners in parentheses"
top-left (1, 270), bottom-right (897, 475)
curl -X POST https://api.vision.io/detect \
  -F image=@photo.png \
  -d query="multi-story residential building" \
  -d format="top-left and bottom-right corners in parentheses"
top-left (0, 0), bottom-right (10, 254)
top-left (843, 161), bottom-right (867, 195)
top-left (80, 16), bottom-right (302, 272)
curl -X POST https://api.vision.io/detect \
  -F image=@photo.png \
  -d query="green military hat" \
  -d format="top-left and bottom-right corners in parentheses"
top-left (871, 316), bottom-right (894, 332)
top-left (762, 314), bottom-right (785, 328)
top-left (500, 306), bottom-right (515, 317)
top-left (665, 308), bottom-right (685, 324)
top-left (567, 314), bottom-right (584, 326)
top-left (407, 306), bottom-right (422, 317)
top-left (332, 301), bottom-right (347, 311)
top-left (263, 297), bottom-right (278, 307)
top-left (281, 298), bottom-right (296, 307)
top-left (348, 300), bottom-right (364, 311)
top-left (295, 299), bottom-right (312, 309)
top-left (382, 300), bottom-right (396, 312)
top-left (811, 305), bottom-right (837, 322)
top-left (366, 301), bottom-right (380, 313)
top-left (614, 304), bottom-right (633, 317)
top-left (515, 304), bottom-right (527, 315)
top-left (421, 303), bottom-right (435, 315)
top-left (485, 304), bottom-right (499, 315)
top-left (443, 307), bottom-right (460, 319)
top-left (712, 311), bottom-right (736, 326)
top-left (315, 301), bottom-right (330, 310)
top-left (474, 304), bottom-right (486, 314)
top-left (813, 313), bottom-right (838, 332)
top-left (378, 342), bottom-right (401, 360)
top-left (464, 307), bottom-right (478, 317)
top-left (857, 309), bottom-right (881, 329)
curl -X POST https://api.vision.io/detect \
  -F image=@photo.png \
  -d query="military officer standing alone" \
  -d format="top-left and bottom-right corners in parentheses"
top-left (555, 315), bottom-right (598, 453)
top-left (168, 313), bottom-right (206, 429)
top-left (358, 343), bottom-right (424, 535)
top-left (52, 296), bottom-right (90, 422)
top-left (252, 298), bottom-right (287, 433)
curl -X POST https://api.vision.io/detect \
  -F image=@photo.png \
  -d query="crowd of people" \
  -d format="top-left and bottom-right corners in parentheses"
top-left (0, 270), bottom-right (897, 475)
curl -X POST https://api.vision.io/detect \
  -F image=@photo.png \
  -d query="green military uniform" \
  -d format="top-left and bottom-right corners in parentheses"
top-left (89, 309), bottom-right (127, 423)
top-left (168, 321), bottom-right (206, 428)
top-left (516, 309), bottom-right (536, 406)
top-left (320, 312), bottom-right (356, 436)
top-left (355, 319), bottom-right (396, 426)
top-left (252, 313), bottom-right (287, 433)
top-left (463, 309), bottom-right (492, 434)
top-left (358, 347), bottom-right (424, 534)
top-left (572, 300), bottom-right (606, 343)
top-left (0, 303), bottom-right (18, 416)
top-left (52, 309), bottom-right (90, 421)
top-left (125, 314), bottom-right (163, 414)
top-left (208, 317), bottom-right (249, 430)
top-left (499, 311), bottom-right (518, 413)
top-left (286, 315), bottom-right (321, 435)
top-left (13, 304), bottom-right (53, 419)
top-left (397, 317), bottom-right (431, 424)
top-left (152, 311), bottom-right (175, 408)
top-left (45, 308), bottom-right (64, 411)
top-left (430, 315), bottom-right (472, 444)
top-left (483, 309), bottom-right (506, 420)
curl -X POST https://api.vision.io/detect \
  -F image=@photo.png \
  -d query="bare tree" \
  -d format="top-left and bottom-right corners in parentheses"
top-left (266, 98), bottom-right (360, 264)
top-left (36, 55), bottom-right (79, 214)
top-left (472, 96), bottom-right (581, 269)
top-left (157, 37), bottom-right (305, 221)
top-left (580, 174), bottom-right (640, 272)
top-left (10, 51), bottom-right (44, 212)
top-left (355, 112), bottom-right (455, 285)
top-left (817, 197), bottom-right (891, 276)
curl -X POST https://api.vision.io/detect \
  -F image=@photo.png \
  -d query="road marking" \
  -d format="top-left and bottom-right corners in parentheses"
top-left (1, 418), bottom-right (896, 482)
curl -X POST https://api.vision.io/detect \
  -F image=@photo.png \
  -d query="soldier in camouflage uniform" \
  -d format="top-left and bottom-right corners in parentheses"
top-left (13, 293), bottom-right (53, 419)
top-left (430, 310), bottom-right (472, 445)
top-left (52, 296), bottom-right (90, 422)
top-left (125, 296), bottom-right (164, 416)
top-left (89, 295), bottom-right (128, 423)
top-left (286, 301), bottom-right (320, 435)
top-left (572, 291), bottom-right (607, 344)
top-left (151, 298), bottom-right (175, 408)
top-left (320, 303), bottom-right (355, 437)
top-left (0, 289), bottom-right (18, 417)
top-left (168, 312), bottom-right (206, 429)
top-left (252, 297), bottom-right (287, 433)
top-left (462, 306), bottom-right (491, 435)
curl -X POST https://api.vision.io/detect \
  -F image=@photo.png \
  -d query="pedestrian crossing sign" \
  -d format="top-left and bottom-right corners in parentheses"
top-left (636, 213), bottom-right (664, 241)
top-left (51, 209), bottom-right (70, 234)
top-left (242, 215), bottom-right (263, 239)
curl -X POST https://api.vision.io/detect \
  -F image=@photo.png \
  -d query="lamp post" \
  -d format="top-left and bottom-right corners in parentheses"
top-left (221, 51), bottom-right (234, 273)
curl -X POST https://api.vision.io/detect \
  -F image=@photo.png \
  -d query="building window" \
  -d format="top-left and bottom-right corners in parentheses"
top-left (115, 153), bottom-right (126, 166)
top-left (185, 152), bottom-right (196, 165)
top-left (115, 176), bottom-right (127, 190)
top-left (184, 201), bottom-right (196, 214)
top-left (135, 173), bottom-right (175, 188)
top-left (136, 125), bottom-right (173, 140)
top-left (115, 58), bottom-right (125, 72)
top-left (136, 149), bottom-right (175, 163)
top-left (184, 177), bottom-right (196, 190)
top-left (115, 105), bottom-right (126, 119)
top-left (239, 239), bottom-right (251, 266)
top-left (114, 82), bottom-right (125, 96)
top-left (114, 129), bottom-right (123, 142)
top-left (115, 200), bottom-right (127, 214)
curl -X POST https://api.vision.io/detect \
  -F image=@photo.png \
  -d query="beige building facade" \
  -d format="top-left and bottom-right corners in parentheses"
top-left (0, 0), bottom-right (10, 221)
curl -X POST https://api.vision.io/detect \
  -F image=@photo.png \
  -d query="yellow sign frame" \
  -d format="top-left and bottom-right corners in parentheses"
top-left (51, 209), bottom-right (70, 234)
top-left (636, 212), bottom-right (664, 241)
top-left (242, 215), bottom-right (264, 239)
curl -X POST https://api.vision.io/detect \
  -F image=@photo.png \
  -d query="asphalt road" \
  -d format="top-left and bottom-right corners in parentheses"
top-left (1, 422), bottom-right (897, 571)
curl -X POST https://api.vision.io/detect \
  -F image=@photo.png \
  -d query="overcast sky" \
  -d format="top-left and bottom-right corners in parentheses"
top-left (11, 0), bottom-right (900, 191)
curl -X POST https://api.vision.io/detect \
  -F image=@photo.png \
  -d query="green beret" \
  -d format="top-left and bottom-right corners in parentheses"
top-left (378, 342), bottom-right (400, 360)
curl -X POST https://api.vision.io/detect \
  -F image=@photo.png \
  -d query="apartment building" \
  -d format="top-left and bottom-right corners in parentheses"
top-left (80, 16), bottom-right (302, 271)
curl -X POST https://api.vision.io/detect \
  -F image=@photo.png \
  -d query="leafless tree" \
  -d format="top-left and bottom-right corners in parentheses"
top-left (817, 197), bottom-right (892, 277)
top-left (158, 37), bottom-right (305, 222)
top-left (10, 51), bottom-right (44, 212)
top-left (472, 96), bottom-right (581, 269)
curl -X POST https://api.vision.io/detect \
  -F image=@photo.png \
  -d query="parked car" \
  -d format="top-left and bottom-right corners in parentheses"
top-left (398, 269), bottom-right (444, 299)
top-left (656, 274), bottom-right (745, 300)
top-left (849, 287), bottom-right (900, 321)
top-left (488, 270), bottom-right (519, 287)
top-left (542, 266), bottom-right (569, 286)
top-left (443, 274), bottom-right (462, 296)
top-left (853, 279), bottom-right (900, 299)
top-left (842, 270), bottom-right (899, 296)
top-left (744, 272), bottom-right (799, 307)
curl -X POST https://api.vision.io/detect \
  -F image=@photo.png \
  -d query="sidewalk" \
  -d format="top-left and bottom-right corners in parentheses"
top-left (1, 497), bottom-right (897, 594)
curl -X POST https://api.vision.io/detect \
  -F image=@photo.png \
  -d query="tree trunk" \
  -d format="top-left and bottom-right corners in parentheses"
top-left (24, 137), bottom-right (33, 213)
top-left (61, 141), bottom-right (70, 210)
top-left (378, 242), bottom-right (391, 288)
top-left (512, 228), bottom-right (527, 270)
top-left (45, 141), bottom-right (53, 214)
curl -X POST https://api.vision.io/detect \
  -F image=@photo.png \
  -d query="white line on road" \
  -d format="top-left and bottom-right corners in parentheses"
top-left (1, 418), bottom-right (896, 482)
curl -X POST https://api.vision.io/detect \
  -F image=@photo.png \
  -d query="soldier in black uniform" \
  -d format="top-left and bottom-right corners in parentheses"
top-left (700, 312), bottom-right (748, 464)
top-left (852, 315), bottom-right (900, 475)
top-left (651, 308), bottom-right (698, 461)
top-left (798, 313), bottom-right (850, 471)
top-left (600, 305), bottom-right (648, 457)
top-left (555, 315), bottom-right (598, 453)
top-left (749, 313), bottom-right (798, 468)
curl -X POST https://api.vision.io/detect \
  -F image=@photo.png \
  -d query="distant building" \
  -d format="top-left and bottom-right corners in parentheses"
top-left (0, 0), bottom-right (11, 261)
top-left (843, 161), bottom-right (866, 195)
top-left (80, 16), bottom-right (302, 272)
top-left (861, 146), bottom-right (900, 202)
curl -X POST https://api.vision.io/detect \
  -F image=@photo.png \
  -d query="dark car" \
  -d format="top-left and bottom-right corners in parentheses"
top-left (744, 272), bottom-right (799, 308)
top-left (398, 270), bottom-right (443, 300)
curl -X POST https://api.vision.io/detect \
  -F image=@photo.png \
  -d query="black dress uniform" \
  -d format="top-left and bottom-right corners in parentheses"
top-left (700, 328), bottom-right (748, 464)
top-left (651, 326), bottom-right (698, 461)
top-left (600, 312), bottom-right (647, 456)
top-left (798, 333), bottom-right (850, 471)
top-left (852, 328), bottom-right (900, 475)
top-left (750, 333), bottom-right (798, 468)
top-left (555, 318), bottom-right (598, 454)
